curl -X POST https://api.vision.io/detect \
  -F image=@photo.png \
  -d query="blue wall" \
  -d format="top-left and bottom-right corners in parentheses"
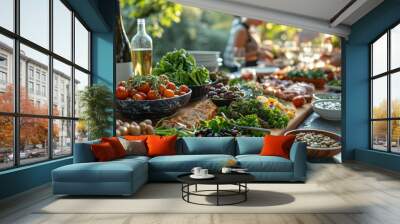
top-left (0, 0), bottom-right (115, 200)
top-left (344, 0), bottom-right (400, 171)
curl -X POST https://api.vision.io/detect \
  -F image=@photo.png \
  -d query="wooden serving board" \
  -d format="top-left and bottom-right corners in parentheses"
top-left (270, 103), bottom-right (314, 136)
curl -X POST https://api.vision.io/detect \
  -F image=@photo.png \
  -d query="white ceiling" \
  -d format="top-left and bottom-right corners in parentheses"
top-left (171, 0), bottom-right (384, 37)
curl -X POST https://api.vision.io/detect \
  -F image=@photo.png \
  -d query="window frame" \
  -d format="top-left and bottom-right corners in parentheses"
top-left (370, 20), bottom-right (400, 154)
top-left (0, 0), bottom-right (92, 171)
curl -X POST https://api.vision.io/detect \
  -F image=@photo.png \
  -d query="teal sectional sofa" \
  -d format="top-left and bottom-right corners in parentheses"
top-left (52, 137), bottom-right (307, 196)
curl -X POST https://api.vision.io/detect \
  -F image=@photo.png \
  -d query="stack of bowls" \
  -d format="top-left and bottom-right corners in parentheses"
top-left (188, 51), bottom-right (222, 72)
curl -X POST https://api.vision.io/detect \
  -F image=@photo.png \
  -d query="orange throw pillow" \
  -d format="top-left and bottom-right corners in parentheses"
top-left (146, 135), bottom-right (177, 157)
top-left (91, 142), bottom-right (117, 161)
top-left (259, 135), bottom-right (296, 159)
top-left (124, 135), bottom-right (149, 141)
top-left (101, 137), bottom-right (126, 158)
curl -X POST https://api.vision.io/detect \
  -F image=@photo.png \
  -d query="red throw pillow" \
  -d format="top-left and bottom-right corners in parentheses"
top-left (146, 135), bottom-right (177, 157)
top-left (101, 137), bottom-right (126, 158)
top-left (259, 135), bottom-right (296, 159)
top-left (91, 142), bottom-right (117, 162)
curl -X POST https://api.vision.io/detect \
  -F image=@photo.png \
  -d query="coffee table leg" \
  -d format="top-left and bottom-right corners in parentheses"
top-left (216, 184), bottom-right (219, 206)
top-left (245, 183), bottom-right (247, 201)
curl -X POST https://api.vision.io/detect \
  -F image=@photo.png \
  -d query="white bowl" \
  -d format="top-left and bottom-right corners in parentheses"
top-left (313, 93), bottom-right (341, 101)
top-left (312, 99), bottom-right (341, 121)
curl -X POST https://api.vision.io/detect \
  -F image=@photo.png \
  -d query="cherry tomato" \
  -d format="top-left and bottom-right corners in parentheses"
top-left (292, 96), bottom-right (305, 108)
top-left (137, 83), bottom-right (151, 93)
top-left (116, 86), bottom-right (128, 100)
top-left (179, 85), bottom-right (190, 93)
top-left (117, 81), bottom-right (126, 87)
top-left (132, 93), bottom-right (145, 101)
top-left (147, 90), bottom-right (161, 100)
top-left (166, 82), bottom-right (176, 91)
top-left (163, 89), bottom-right (175, 98)
top-left (158, 84), bottom-right (167, 94)
top-left (127, 88), bottom-right (137, 98)
top-left (137, 91), bottom-right (147, 100)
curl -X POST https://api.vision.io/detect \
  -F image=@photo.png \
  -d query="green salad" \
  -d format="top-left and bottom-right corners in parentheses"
top-left (218, 99), bottom-right (289, 129)
top-left (153, 49), bottom-right (210, 86)
top-left (287, 69), bottom-right (327, 80)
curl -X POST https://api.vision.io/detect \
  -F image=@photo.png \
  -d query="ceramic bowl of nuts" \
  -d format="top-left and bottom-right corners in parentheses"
top-left (312, 99), bottom-right (341, 121)
top-left (285, 129), bottom-right (341, 158)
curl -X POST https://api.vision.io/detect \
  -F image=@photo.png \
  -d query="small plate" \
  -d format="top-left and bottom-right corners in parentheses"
top-left (190, 174), bottom-right (215, 179)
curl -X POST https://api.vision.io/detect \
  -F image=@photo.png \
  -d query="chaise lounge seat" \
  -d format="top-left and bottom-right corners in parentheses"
top-left (52, 142), bottom-right (149, 196)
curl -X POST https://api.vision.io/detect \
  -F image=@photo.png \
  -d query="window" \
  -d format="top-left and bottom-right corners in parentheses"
top-left (28, 67), bottom-right (34, 80)
top-left (0, 54), bottom-right (9, 90)
top-left (370, 23), bottom-right (400, 154)
top-left (28, 81), bottom-right (34, 94)
top-left (0, 0), bottom-right (91, 170)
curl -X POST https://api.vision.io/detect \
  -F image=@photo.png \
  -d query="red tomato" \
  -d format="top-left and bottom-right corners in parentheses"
top-left (147, 90), bottom-right (161, 100)
top-left (163, 89), bottom-right (175, 98)
top-left (158, 84), bottom-right (167, 94)
top-left (127, 88), bottom-right (137, 98)
top-left (179, 85), bottom-right (190, 93)
top-left (117, 81), bottom-right (126, 87)
top-left (137, 91), bottom-right (147, 100)
top-left (116, 86), bottom-right (128, 100)
top-left (132, 93), bottom-right (145, 101)
top-left (292, 96), bottom-right (305, 108)
top-left (166, 82), bottom-right (176, 91)
top-left (179, 91), bottom-right (187, 96)
top-left (137, 83), bottom-right (151, 93)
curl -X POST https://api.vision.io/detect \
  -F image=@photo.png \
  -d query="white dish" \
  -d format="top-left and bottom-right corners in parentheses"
top-left (190, 174), bottom-right (215, 179)
top-left (312, 99), bottom-right (341, 121)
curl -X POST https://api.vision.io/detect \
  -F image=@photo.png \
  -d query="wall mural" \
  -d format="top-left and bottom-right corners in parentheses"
top-left (114, 2), bottom-right (342, 162)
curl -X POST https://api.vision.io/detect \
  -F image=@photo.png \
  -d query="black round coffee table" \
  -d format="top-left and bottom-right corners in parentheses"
top-left (177, 173), bottom-right (255, 206)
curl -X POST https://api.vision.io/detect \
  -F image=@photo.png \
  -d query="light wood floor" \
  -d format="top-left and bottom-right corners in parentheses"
top-left (1, 162), bottom-right (400, 224)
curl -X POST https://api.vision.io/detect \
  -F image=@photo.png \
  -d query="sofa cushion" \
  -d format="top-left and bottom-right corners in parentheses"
top-left (119, 138), bottom-right (147, 156)
top-left (236, 137), bottom-right (263, 155)
top-left (53, 158), bottom-right (147, 183)
top-left (91, 142), bottom-right (118, 161)
top-left (180, 137), bottom-right (235, 155)
top-left (147, 135), bottom-right (177, 157)
top-left (149, 154), bottom-right (235, 172)
top-left (260, 135), bottom-right (296, 159)
top-left (73, 140), bottom-right (100, 163)
top-left (236, 155), bottom-right (293, 172)
top-left (101, 137), bottom-right (127, 158)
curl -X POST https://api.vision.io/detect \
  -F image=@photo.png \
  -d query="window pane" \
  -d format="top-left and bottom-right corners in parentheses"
top-left (75, 120), bottom-right (88, 143)
top-left (53, 59), bottom-right (72, 117)
top-left (74, 69), bottom-right (89, 118)
top-left (0, 0), bottom-right (14, 31)
top-left (20, 44), bottom-right (49, 115)
top-left (20, 117), bottom-right (49, 165)
top-left (391, 72), bottom-right (400, 118)
top-left (391, 24), bottom-right (400, 70)
top-left (0, 35), bottom-right (14, 112)
top-left (372, 121), bottom-right (388, 151)
top-left (0, 116), bottom-right (14, 170)
top-left (53, 0), bottom-right (72, 60)
top-left (372, 33), bottom-right (387, 76)
top-left (53, 119), bottom-right (72, 157)
top-left (20, 0), bottom-right (49, 49)
top-left (75, 18), bottom-right (89, 70)
top-left (391, 120), bottom-right (400, 153)
top-left (372, 76), bottom-right (387, 119)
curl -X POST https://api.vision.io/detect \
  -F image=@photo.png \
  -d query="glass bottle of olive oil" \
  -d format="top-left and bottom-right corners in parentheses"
top-left (131, 18), bottom-right (153, 75)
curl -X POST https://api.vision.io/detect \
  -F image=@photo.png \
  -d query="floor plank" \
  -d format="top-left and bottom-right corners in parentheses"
top-left (1, 162), bottom-right (400, 224)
